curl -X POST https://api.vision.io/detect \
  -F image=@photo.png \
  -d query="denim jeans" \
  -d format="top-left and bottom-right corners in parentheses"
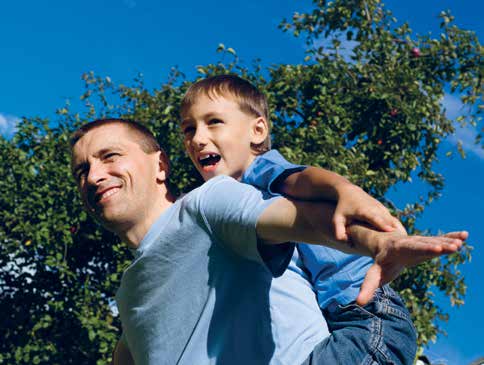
top-left (301, 285), bottom-right (417, 365)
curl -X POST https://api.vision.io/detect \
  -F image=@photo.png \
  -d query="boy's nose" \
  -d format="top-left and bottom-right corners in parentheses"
top-left (192, 127), bottom-right (209, 147)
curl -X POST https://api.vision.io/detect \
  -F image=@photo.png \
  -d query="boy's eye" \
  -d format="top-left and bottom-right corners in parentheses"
top-left (182, 126), bottom-right (195, 136)
top-left (208, 118), bottom-right (223, 125)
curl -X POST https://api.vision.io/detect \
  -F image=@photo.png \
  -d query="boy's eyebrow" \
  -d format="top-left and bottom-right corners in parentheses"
top-left (181, 112), bottom-right (221, 126)
top-left (180, 119), bottom-right (192, 128)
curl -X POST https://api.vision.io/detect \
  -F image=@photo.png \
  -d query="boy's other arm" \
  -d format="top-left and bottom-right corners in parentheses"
top-left (111, 340), bottom-right (134, 365)
top-left (275, 166), bottom-right (404, 240)
top-left (256, 197), bottom-right (466, 305)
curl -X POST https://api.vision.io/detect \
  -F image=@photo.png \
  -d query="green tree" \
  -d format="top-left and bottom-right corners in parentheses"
top-left (0, 0), bottom-right (481, 363)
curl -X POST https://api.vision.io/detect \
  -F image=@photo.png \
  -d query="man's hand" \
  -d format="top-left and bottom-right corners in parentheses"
top-left (355, 230), bottom-right (468, 305)
top-left (334, 184), bottom-right (404, 241)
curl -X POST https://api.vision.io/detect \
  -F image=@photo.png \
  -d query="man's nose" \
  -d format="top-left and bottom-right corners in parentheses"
top-left (86, 161), bottom-right (107, 186)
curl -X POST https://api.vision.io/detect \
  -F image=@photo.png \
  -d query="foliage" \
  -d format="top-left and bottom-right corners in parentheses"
top-left (0, 0), bottom-right (481, 362)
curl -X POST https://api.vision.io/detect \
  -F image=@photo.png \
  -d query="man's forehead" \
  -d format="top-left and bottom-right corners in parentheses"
top-left (72, 125), bottom-right (133, 159)
top-left (77, 124), bottom-right (132, 146)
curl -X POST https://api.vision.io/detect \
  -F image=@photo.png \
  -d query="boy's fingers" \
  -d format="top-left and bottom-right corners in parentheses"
top-left (356, 264), bottom-right (382, 306)
top-left (352, 211), bottom-right (395, 232)
top-left (371, 215), bottom-right (395, 232)
top-left (393, 219), bottom-right (407, 235)
top-left (333, 214), bottom-right (348, 241)
top-left (442, 231), bottom-right (468, 240)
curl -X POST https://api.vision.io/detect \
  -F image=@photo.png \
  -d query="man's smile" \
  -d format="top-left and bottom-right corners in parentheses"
top-left (94, 186), bottom-right (122, 204)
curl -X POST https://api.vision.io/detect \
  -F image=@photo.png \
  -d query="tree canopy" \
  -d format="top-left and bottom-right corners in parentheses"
top-left (1, 0), bottom-right (482, 363)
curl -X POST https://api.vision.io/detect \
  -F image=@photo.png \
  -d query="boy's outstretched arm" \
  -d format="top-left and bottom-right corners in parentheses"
top-left (256, 197), bottom-right (466, 305)
top-left (347, 226), bottom-right (468, 305)
top-left (274, 166), bottom-right (404, 240)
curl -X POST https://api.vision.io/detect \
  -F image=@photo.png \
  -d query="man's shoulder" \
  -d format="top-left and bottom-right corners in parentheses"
top-left (185, 175), bottom-right (241, 197)
top-left (179, 176), bottom-right (251, 208)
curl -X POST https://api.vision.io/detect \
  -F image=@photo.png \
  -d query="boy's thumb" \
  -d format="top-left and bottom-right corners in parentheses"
top-left (356, 264), bottom-right (382, 306)
top-left (333, 214), bottom-right (348, 241)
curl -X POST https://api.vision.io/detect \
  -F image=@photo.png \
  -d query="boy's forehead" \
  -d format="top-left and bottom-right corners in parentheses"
top-left (182, 91), bottom-right (240, 118)
top-left (204, 88), bottom-right (238, 103)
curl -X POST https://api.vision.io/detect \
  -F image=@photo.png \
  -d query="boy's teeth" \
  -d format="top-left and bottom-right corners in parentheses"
top-left (198, 154), bottom-right (221, 166)
top-left (200, 154), bottom-right (218, 161)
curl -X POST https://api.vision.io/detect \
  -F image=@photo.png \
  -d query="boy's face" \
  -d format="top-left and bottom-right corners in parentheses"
top-left (181, 93), bottom-right (267, 181)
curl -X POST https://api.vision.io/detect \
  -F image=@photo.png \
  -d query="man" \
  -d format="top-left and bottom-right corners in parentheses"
top-left (70, 118), bottom-right (466, 365)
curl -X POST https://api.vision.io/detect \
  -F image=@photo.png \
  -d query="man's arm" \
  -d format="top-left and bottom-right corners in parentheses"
top-left (111, 340), bottom-right (134, 365)
top-left (274, 166), bottom-right (404, 239)
top-left (256, 197), bottom-right (466, 304)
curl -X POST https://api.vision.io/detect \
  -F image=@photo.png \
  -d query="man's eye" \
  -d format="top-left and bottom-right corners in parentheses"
top-left (104, 153), bottom-right (120, 160)
top-left (76, 170), bottom-right (87, 182)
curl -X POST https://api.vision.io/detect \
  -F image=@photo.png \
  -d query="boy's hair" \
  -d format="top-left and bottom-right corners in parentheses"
top-left (180, 74), bottom-right (271, 152)
top-left (70, 118), bottom-right (170, 177)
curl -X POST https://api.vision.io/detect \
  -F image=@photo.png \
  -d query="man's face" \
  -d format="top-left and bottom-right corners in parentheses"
top-left (71, 124), bottom-right (163, 232)
top-left (180, 94), bottom-right (266, 181)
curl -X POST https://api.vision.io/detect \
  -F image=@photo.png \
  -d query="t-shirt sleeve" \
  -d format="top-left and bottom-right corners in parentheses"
top-left (242, 150), bottom-right (306, 195)
top-left (198, 176), bottom-right (294, 277)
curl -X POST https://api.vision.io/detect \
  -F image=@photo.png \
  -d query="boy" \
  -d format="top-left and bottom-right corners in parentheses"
top-left (72, 119), bottom-right (465, 365)
top-left (179, 75), bottom-right (417, 364)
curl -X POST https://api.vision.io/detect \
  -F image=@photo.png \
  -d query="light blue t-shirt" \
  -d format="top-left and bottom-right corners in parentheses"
top-left (242, 150), bottom-right (373, 309)
top-left (115, 176), bottom-right (328, 365)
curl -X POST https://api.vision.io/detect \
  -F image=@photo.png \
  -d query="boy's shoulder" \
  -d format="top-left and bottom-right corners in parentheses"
top-left (243, 150), bottom-right (306, 192)
top-left (254, 149), bottom-right (285, 164)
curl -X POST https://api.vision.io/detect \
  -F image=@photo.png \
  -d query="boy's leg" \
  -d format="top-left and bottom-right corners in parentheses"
top-left (301, 285), bottom-right (417, 365)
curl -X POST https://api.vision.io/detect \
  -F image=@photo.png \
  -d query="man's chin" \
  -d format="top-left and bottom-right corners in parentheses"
top-left (90, 209), bottom-right (124, 230)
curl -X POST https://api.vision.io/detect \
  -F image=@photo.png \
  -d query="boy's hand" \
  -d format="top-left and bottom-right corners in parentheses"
top-left (334, 184), bottom-right (403, 241)
top-left (355, 231), bottom-right (468, 306)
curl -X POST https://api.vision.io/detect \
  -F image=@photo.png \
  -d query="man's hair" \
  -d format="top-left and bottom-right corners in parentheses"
top-left (70, 118), bottom-right (170, 176)
top-left (180, 74), bottom-right (271, 152)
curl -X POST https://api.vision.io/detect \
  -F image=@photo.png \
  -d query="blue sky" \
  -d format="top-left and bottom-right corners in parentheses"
top-left (1, 1), bottom-right (482, 363)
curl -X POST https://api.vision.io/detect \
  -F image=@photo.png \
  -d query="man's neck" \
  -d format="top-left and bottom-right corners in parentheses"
top-left (119, 190), bottom-right (176, 249)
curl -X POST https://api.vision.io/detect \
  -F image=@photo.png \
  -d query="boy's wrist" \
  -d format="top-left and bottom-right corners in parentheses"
top-left (334, 181), bottom-right (361, 200)
top-left (347, 224), bottom-right (406, 258)
top-left (346, 223), bottom-right (377, 257)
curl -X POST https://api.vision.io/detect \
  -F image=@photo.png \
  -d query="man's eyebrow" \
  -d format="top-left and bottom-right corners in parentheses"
top-left (97, 146), bottom-right (123, 154)
top-left (72, 146), bottom-right (124, 175)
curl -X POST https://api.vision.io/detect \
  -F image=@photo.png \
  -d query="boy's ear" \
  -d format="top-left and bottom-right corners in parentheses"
top-left (250, 117), bottom-right (269, 145)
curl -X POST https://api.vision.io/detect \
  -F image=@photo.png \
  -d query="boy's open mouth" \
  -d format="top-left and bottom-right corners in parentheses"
top-left (199, 154), bottom-right (221, 167)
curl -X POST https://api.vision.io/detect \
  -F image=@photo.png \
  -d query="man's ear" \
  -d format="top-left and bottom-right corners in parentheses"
top-left (155, 151), bottom-right (170, 183)
top-left (250, 117), bottom-right (269, 145)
